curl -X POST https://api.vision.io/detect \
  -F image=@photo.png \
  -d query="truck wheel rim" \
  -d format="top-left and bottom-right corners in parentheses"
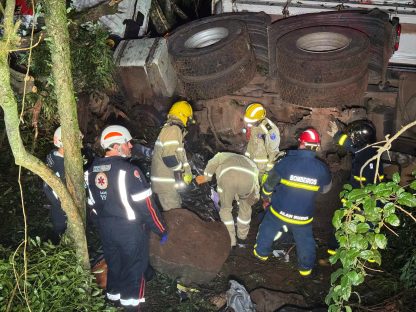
top-left (184, 27), bottom-right (229, 49)
top-left (296, 32), bottom-right (351, 53)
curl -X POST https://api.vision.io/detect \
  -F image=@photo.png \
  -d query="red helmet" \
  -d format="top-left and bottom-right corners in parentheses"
top-left (298, 128), bottom-right (321, 146)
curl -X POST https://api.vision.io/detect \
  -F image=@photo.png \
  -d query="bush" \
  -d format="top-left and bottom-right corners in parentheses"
top-left (0, 237), bottom-right (115, 312)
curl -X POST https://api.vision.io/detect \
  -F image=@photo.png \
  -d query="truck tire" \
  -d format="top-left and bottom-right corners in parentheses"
top-left (268, 9), bottom-right (395, 84)
top-left (168, 19), bottom-right (256, 100)
top-left (277, 26), bottom-right (370, 107)
top-left (177, 52), bottom-right (256, 100)
top-left (170, 12), bottom-right (270, 69)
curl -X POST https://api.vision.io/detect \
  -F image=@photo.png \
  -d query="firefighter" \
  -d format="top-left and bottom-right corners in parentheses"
top-left (86, 125), bottom-right (167, 311)
top-left (151, 100), bottom-right (194, 211)
top-left (326, 119), bottom-right (384, 255)
top-left (43, 126), bottom-right (67, 243)
top-left (328, 119), bottom-right (384, 188)
top-left (195, 152), bottom-right (260, 247)
top-left (253, 129), bottom-right (332, 277)
top-left (243, 103), bottom-right (281, 183)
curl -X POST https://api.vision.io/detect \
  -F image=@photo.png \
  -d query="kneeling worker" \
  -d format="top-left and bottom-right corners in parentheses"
top-left (196, 152), bottom-right (260, 248)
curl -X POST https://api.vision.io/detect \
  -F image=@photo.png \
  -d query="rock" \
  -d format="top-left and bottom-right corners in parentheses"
top-left (209, 292), bottom-right (227, 309)
top-left (250, 288), bottom-right (308, 312)
top-left (149, 209), bottom-right (231, 285)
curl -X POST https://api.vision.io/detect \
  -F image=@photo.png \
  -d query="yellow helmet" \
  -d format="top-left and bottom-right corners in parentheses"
top-left (168, 100), bottom-right (194, 126)
top-left (244, 103), bottom-right (266, 124)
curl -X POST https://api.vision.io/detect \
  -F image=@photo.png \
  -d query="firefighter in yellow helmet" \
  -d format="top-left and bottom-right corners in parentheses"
top-left (243, 103), bottom-right (281, 182)
top-left (151, 101), bottom-right (194, 211)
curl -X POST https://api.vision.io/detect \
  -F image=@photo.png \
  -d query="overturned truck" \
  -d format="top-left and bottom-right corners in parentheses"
top-left (113, 1), bottom-right (416, 168)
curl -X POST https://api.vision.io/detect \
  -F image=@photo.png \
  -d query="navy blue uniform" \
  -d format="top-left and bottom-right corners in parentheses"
top-left (327, 132), bottom-right (384, 253)
top-left (254, 149), bottom-right (331, 274)
top-left (43, 151), bottom-right (67, 240)
top-left (334, 131), bottom-right (384, 187)
top-left (86, 156), bottom-right (166, 307)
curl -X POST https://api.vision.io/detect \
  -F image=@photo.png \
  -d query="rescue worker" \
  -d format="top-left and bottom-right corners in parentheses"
top-left (243, 103), bottom-right (281, 183)
top-left (43, 126), bottom-right (67, 243)
top-left (326, 119), bottom-right (384, 255)
top-left (86, 125), bottom-right (167, 311)
top-left (328, 119), bottom-right (383, 188)
top-left (195, 152), bottom-right (260, 248)
top-left (151, 100), bottom-right (194, 211)
top-left (253, 129), bottom-right (332, 277)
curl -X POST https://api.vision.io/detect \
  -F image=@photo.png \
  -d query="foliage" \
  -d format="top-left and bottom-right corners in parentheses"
top-left (400, 249), bottom-right (416, 288)
top-left (0, 237), bottom-right (116, 312)
top-left (325, 172), bottom-right (416, 311)
top-left (16, 20), bottom-right (115, 132)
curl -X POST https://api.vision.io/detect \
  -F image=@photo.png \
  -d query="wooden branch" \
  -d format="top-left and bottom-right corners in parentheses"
top-left (360, 120), bottom-right (416, 184)
top-left (394, 204), bottom-right (416, 222)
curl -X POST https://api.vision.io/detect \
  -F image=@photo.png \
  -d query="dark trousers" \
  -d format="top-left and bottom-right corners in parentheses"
top-left (255, 210), bottom-right (316, 270)
top-left (50, 204), bottom-right (67, 236)
top-left (98, 217), bottom-right (148, 303)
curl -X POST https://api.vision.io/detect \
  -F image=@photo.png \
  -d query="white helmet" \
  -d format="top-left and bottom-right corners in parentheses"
top-left (54, 126), bottom-right (63, 148)
top-left (100, 125), bottom-right (132, 149)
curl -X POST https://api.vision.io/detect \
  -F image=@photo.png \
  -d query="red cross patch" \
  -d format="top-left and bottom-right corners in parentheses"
top-left (95, 172), bottom-right (108, 190)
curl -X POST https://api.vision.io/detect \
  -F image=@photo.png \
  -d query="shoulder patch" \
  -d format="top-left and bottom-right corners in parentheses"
top-left (270, 133), bottom-right (277, 140)
top-left (95, 172), bottom-right (108, 190)
top-left (93, 164), bottom-right (111, 172)
top-left (134, 169), bottom-right (142, 179)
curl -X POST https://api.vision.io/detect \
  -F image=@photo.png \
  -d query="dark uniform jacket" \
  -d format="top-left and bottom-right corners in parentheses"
top-left (262, 149), bottom-right (332, 225)
top-left (43, 150), bottom-right (65, 207)
top-left (334, 131), bottom-right (384, 188)
top-left (86, 156), bottom-right (166, 235)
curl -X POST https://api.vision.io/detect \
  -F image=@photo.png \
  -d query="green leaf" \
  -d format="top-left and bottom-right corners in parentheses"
top-left (356, 222), bottom-right (370, 233)
top-left (373, 183), bottom-right (393, 195)
top-left (410, 180), bottom-right (416, 190)
top-left (347, 188), bottom-right (367, 202)
top-left (332, 210), bottom-right (345, 229)
top-left (392, 172), bottom-right (401, 183)
top-left (354, 214), bottom-right (366, 223)
top-left (345, 306), bottom-right (352, 312)
top-left (385, 214), bottom-right (400, 227)
top-left (346, 222), bottom-right (357, 234)
top-left (375, 234), bottom-right (387, 249)
top-left (330, 268), bottom-right (344, 284)
top-left (397, 192), bottom-right (416, 207)
top-left (343, 184), bottom-right (353, 191)
top-left (383, 202), bottom-right (395, 217)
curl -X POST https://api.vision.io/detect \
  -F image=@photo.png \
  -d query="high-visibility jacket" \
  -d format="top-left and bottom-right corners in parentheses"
top-left (334, 131), bottom-right (384, 188)
top-left (245, 118), bottom-right (280, 173)
top-left (262, 149), bottom-right (332, 225)
top-left (151, 118), bottom-right (191, 193)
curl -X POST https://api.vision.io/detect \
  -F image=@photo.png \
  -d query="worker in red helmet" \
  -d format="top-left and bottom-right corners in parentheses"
top-left (253, 128), bottom-right (332, 277)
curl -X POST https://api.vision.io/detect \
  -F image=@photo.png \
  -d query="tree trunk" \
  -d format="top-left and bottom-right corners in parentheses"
top-left (0, 0), bottom-right (89, 269)
top-left (43, 0), bottom-right (89, 269)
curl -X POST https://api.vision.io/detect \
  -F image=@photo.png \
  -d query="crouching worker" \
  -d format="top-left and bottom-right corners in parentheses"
top-left (196, 152), bottom-right (260, 248)
top-left (253, 129), bottom-right (332, 277)
top-left (85, 125), bottom-right (167, 311)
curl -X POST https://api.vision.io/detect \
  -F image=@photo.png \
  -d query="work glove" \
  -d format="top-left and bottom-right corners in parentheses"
top-left (262, 198), bottom-right (271, 209)
top-left (327, 121), bottom-right (339, 137)
top-left (195, 175), bottom-right (207, 185)
top-left (183, 173), bottom-right (193, 185)
top-left (160, 233), bottom-right (168, 245)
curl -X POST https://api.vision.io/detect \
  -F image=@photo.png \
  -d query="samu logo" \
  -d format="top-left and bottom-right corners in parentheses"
top-left (100, 191), bottom-right (107, 200)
